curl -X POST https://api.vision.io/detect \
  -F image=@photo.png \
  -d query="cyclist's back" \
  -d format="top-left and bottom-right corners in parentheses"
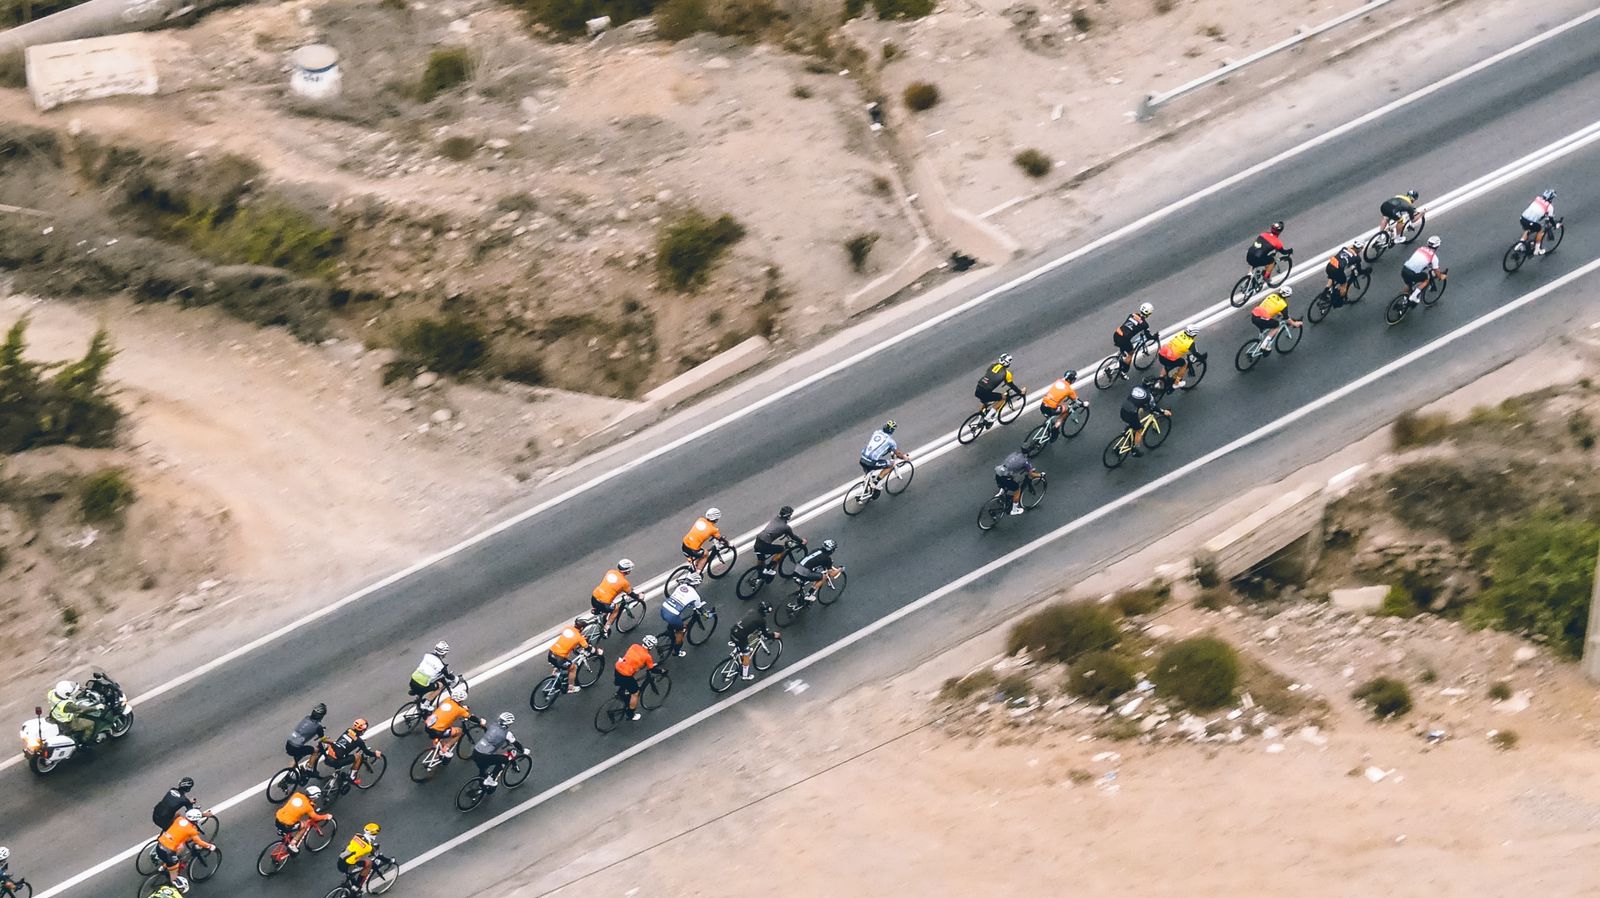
top-left (1121, 384), bottom-right (1159, 428)
top-left (1381, 191), bottom-right (1419, 221)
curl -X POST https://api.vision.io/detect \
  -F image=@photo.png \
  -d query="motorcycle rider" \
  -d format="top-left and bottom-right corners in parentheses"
top-left (46, 679), bottom-right (102, 743)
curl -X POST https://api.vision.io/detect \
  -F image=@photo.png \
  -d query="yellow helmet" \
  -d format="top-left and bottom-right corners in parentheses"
top-left (363, 822), bottom-right (381, 836)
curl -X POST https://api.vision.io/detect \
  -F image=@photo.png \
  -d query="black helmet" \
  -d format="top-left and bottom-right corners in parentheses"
top-left (758, 601), bottom-right (774, 616)
top-left (1407, 189), bottom-right (1420, 200)
top-left (311, 703), bottom-right (327, 720)
top-left (1062, 369), bottom-right (1078, 383)
top-left (821, 538), bottom-right (837, 553)
top-left (1269, 221), bottom-right (1284, 235)
top-left (177, 777), bottom-right (194, 792)
top-left (778, 505), bottom-right (793, 521)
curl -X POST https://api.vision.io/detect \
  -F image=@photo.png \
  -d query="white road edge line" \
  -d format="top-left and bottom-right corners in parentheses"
top-left (59, 3), bottom-right (1596, 720)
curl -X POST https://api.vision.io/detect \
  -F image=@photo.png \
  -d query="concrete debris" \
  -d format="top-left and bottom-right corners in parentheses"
top-left (1512, 646), bottom-right (1538, 666)
top-left (1298, 725), bottom-right (1327, 747)
top-left (412, 371), bottom-right (439, 389)
top-left (1363, 766), bottom-right (1390, 783)
top-left (430, 409), bottom-right (454, 424)
top-left (1491, 691), bottom-right (1531, 714)
top-left (1265, 742), bottom-right (1285, 753)
top-left (1329, 585), bottom-right (1387, 613)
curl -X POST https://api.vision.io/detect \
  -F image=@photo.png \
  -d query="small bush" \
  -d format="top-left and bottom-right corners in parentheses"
top-left (437, 135), bottom-right (479, 161)
top-left (1153, 0), bottom-right (1174, 12)
top-left (939, 668), bottom-right (998, 701)
top-left (174, 203), bottom-right (342, 278)
top-left (1195, 585), bottom-right (1232, 611)
top-left (1112, 583), bottom-right (1169, 617)
top-left (78, 469), bottom-right (135, 522)
top-left (656, 210), bottom-right (746, 292)
top-left (1193, 556), bottom-right (1222, 588)
top-left (1013, 148), bottom-right (1052, 178)
top-left (519, 0), bottom-right (656, 35)
top-left (60, 605), bottom-right (79, 635)
top-left (1067, 650), bottom-right (1138, 705)
top-left (903, 81), bottom-right (940, 112)
top-left (417, 47), bottom-right (472, 102)
top-left (996, 671), bottom-right (1034, 698)
top-left (0, 49), bottom-right (24, 88)
top-left (1468, 511), bottom-right (1600, 657)
top-left (791, 84), bottom-right (812, 99)
top-left (494, 350), bottom-right (547, 386)
top-left (872, 0), bottom-right (934, 18)
top-left (1351, 676), bottom-right (1412, 719)
top-left (871, 175), bottom-right (893, 196)
top-left (655, 0), bottom-right (711, 39)
top-left (1069, 6), bottom-right (1092, 31)
top-left (1487, 680), bottom-right (1513, 702)
top-left (1380, 584), bottom-right (1420, 618)
top-left (1418, 665), bottom-right (1438, 684)
top-left (1490, 729), bottom-right (1519, 750)
top-left (0, 320), bottom-right (122, 453)
top-left (1151, 636), bottom-right (1240, 710)
top-left (396, 316), bottom-right (489, 376)
top-left (881, 41), bottom-right (900, 61)
top-left (1391, 409), bottom-right (1451, 449)
top-left (844, 232), bottom-right (879, 273)
top-left (1569, 411), bottom-right (1595, 449)
top-left (1005, 602), bottom-right (1120, 665)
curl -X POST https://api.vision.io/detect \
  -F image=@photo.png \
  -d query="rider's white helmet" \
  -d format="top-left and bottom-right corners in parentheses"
top-left (1137, 302), bottom-right (1154, 317)
top-left (498, 712), bottom-right (515, 727)
top-left (642, 634), bottom-right (658, 649)
top-left (704, 507), bottom-right (722, 522)
top-left (617, 558), bottom-right (634, 573)
top-left (1278, 285), bottom-right (1293, 298)
top-left (55, 680), bottom-right (79, 698)
top-left (305, 784), bottom-right (323, 799)
top-left (1426, 235), bottom-right (1442, 248)
top-left (184, 809), bottom-right (205, 823)
top-left (0, 846), bottom-right (9, 862)
top-left (449, 683), bottom-right (468, 702)
top-left (433, 641), bottom-right (450, 656)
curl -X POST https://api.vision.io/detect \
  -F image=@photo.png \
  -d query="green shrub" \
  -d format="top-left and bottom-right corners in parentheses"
top-left (417, 47), bottom-right (472, 101)
top-left (903, 81), bottom-right (940, 112)
top-left (1069, 6), bottom-right (1091, 31)
top-left (1487, 679), bottom-right (1512, 701)
top-left (60, 604), bottom-right (79, 635)
top-left (0, 49), bottom-right (24, 88)
top-left (1013, 148), bottom-right (1052, 178)
top-left (1112, 584), bottom-right (1169, 617)
top-left (996, 671), bottom-right (1034, 698)
top-left (1490, 729), bottom-right (1518, 750)
top-left (1005, 602), bottom-right (1120, 664)
top-left (1351, 676), bottom-right (1412, 719)
top-left (791, 84), bottom-right (812, 99)
top-left (1195, 585), bottom-right (1232, 611)
top-left (396, 316), bottom-right (489, 376)
top-left (0, 319), bottom-right (122, 453)
top-left (438, 135), bottom-right (479, 161)
top-left (844, 232), bottom-right (879, 273)
top-left (518, 0), bottom-right (656, 35)
top-left (656, 210), bottom-right (746, 292)
top-left (1150, 636), bottom-right (1240, 710)
top-left (939, 668), bottom-right (998, 701)
top-left (881, 41), bottom-right (900, 61)
top-left (654, 0), bottom-right (710, 39)
top-left (1391, 409), bottom-right (1451, 449)
top-left (1468, 511), bottom-right (1599, 657)
top-left (1193, 556), bottom-right (1221, 588)
top-left (173, 203), bottom-right (343, 278)
top-left (78, 469), bottom-right (135, 522)
top-left (1385, 461), bottom-right (1530, 543)
top-left (1380, 583), bottom-right (1420, 618)
top-left (1067, 650), bottom-right (1137, 705)
top-left (872, 0), bottom-right (934, 18)
top-left (1569, 411), bottom-right (1595, 449)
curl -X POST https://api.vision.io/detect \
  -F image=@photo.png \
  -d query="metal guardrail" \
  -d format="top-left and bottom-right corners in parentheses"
top-left (1135, 0), bottom-right (1401, 121)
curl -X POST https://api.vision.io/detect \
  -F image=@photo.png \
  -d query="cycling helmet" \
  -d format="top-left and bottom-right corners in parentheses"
top-left (1348, 238), bottom-right (1365, 252)
top-left (573, 616), bottom-right (590, 629)
top-left (0, 847), bottom-right (11, 863)
top-left (184, 809), bottom-right (205, 823)
top-left (1137, 302), bottom-right (1154, 317)
top-left (680, 572), bottom-right (703, 587)
top-left (352, 718), bottom-right (369, 733)
top-left (778, 505), bottom-right (794, 521)
top-left (363, 823), bottom-right (381, 836)
top-left (1184, 325), bottom-right (1199, 338)
top-left (997, 353), bottom-right (1014, 367)
top-left (311, 703), bottom-right (327, 720)
top-left (1542, 189), bottom-right (1557, 202)
top-left (882, 420), bottom-right (897, 433)
top-left (433, 641), bottom-right (450, 656)
top-left (821, 538), bottom-right (837, 552)
top-left (1062, 369), bottom-right (1078, 383)
top-left (705, 507), bottom-right (722, 522)
top-left (758, 601), bottom-right (774, 617)
top-left (1269, 221), bottom-right (1284, 235)
top-left (177, 777), bottom-right (195, 792)
top-left (55, 679), bottom-right (79, 697)
top-left (617, 558), bottom-right (634, 573)
top-left (1278, 285), bottom-right (1293, 298)
top-left (497, 712), bottom-right (515, 727)
top-left (305, 784), bottom-right (322, 799)
top-left (642, 634), bottom-right (658, 649)
top-left (172, 876), bottom-right (191, 892)
top-left (1406, 189), bottom-right (1420, 200)
top-left (449, 683), bottom-right (468, 702)
top-left (1426, 235), bottom-right (1441, 248)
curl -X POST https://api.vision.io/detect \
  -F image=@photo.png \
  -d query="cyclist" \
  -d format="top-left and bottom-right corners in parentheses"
top-left (681, 508), bottom-right (723, 574)
top-left (407, 641), bottom-right (454, 712)
top-left (1323, 240), bottom-right (1365, 306)
top-left (469, 713), bottom-right (524, 790)
top-left (285, 703), bottom-right (328, 772)
top-left (729, 602), bottom-right (781, 681)
top-left (613, 635), bottom-right (659, 721)
top-left (859, 420), bottom-right (910, 494)
top-left (994, 450), bottom-right (1040, 516)
top-left (151, 777), bottom-right (206, 830)
top-left (338, 823), bottom-right (391, 892)
top-left (0, 847), bottom-right (19, 897)
top-left (155, 808), bottom-right (216, 889)
top-left (273, 784), bottom-right (331, 854)
top-left (1157, 326), bottom-right (1200, 390)
top-left (752, 505), bottom-right (805, 579)
top-left (1401, 236), bottom-right (1443, 304)
top-left (1112, 303), bottom-right (1156, 373)
top-left (1246, 221), bottom-right (1291, 280)
top-left (589, 559), bottom-right (637, 637)
top-left (1380, 190), bottom-right (1421, 232)
top-left (792, 538), bottom-right (841, 598)
top-left (321, 718), bottom-right (381, 787)
top-left (974, 354), bottom-right (1024, 422)
top-left (423, 682), bottom-right (478, 756)
top-left (1039, 370), bottom-right (1086, 435)
top-left (1519, 189), bottom-right (1557, 255)
top-left (1250, 286), bottom-right (1302, 342)
top-left (547, 619), bottom-right (597, 694)
top-left (661, 573), bottom-right (707, 657)
top-left (1120, 382), bottom-right (1170, 457)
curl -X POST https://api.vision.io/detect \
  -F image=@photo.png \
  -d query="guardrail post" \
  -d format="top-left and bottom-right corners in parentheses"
top-left (1135, 93), bottom-right (1158, 122)
top-left (1583, 543), bottom-right (1600, 683)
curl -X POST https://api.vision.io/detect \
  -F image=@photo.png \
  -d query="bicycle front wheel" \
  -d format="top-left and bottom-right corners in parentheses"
top-left (755, 637), bottom-right (782, 671)
top-left (457, 719), bottom-right (484, 759)
top-left (817, 571), bottom-right (847, 606)
top-left (1401, 209), bottom-right (1426, 243)
top-left (977, 495), bottom-right (1006, 531)
top-left (841, 481), bottom-right (872, 516)
top-left (641, 672), bottom-right (673, 710)
top-left (1423, 275), bottom-right (1447, 306)
top-left (1183, 353), bottom-right (1207, 390)
top-left (1234, 338), bottom-right (1262, 373)
top-left (354, 753), bottom-right (386, 790)
top-left (306, 817), bottom-right (337, 852)
top-left (707, 541), bottom-right (737, 578)
top-left (575, 654), bottom-right (603, 689)
top-left (189, 846), bottom-right (221, 882)
top-left (1021, 476), bottom-right (1047, 510)
top-left (956, 411), bottom-right (985, 444)
top-left (1059, 402), bottom-right (1089, 438)
top-left (1143, 414), bottom-right (1171, 450)
top-left (1544, 220), bottom-right (1565, 253)
top-left (885, 457), bottom-right (914, 494)
top-left (709, 658), bottom-right (740, 694)
top-left (504, 753), bottom-right (532, 788)
top-left (324, 887), bottom-right (353, 898)
top-left (615, 596), bottom-right (645, 633)
top-left (367, 857), bottom-right (401, 894)
top-left (11, 881), bottom-right (31, 898)
top-left (1267, 255), bottom-right (1293, 286)
top-left (687, 608), bottom-right (718, 645)
top-left (998, 391), bottom-right (1026, 424)
top-left (1229, 274), bottom-right (1255, 307)
top-left (1349, 269), bottom-right (1372, 303)
top-left (1277, 322), bottom-right (1303, 353)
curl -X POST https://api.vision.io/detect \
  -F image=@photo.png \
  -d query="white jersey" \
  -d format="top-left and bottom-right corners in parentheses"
top-left (1403, 246), bottom-right (1439, 275)
top-left (860, 430), bottom-right (897, 464)
top-left (411, 652), bottom-right (446, 686)
top-left (662, 583), bottom-right (705, 616)
top-left (1521, 197), bottom-right (1553, 222)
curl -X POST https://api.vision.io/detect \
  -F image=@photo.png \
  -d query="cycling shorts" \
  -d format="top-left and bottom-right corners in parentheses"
top-left (407, 680), bottom-right (434, 698)
top-left (793, 564), bottom-right (824, 583)
top-left (275, 819), bottom-right (298, 836)
top-left (1250, 315), bottom-right (1277, 333)
top-left (1246, 246), bottom-right (1274, 268)
top-left (546, 651), bottom-right (572, 670)
top-left (590, 596), bottom-right (613, 615)
top-left (1381, 199), bottom-right (1413, 220)
top-left (1401, 267), bottom-right (1430, 288)
top-left (155, 845), bottom-right (180, 866)
top-left (860, 457), bottom-right (890, 474)
top-left (1120, 407), bottom-right (1144, 428)
top-left (613, 671), bottom-right (641, 695)
top-left (1325, 263), bottom-right (1349, 283)
top-left (424, 723), bottom-right (456, 741)
top-left (752, 538), bottom-right (783, 561)
top-left (994, 474), bottom-right (1021, 492)
top-left (681, 542), bottom-right (705, 560)
top-left (1159, 354), bottom-right (1185, 372)
top-left (975, 386), bottom-right (1002, 404)
top-left (286, 741), bottom-right (316, 762)
top-left (661, 608), bottom-right (688, 630)
top-left (1520, 216), bottom-right (1543, 232)
top-left (1113, 331), bottom-right (1138, 352)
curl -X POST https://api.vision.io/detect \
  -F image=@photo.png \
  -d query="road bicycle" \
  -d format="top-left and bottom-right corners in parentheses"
top-left (322, 854), bottom-right (400, 897)
top-left (1384, 269), bottom-right (1448, 325)
top-left (709, 633), bottom-right (784, 693)
top-left (976, 473), bottom-right (1046, 531)
top-left (265, 745), bottom-right (327, 804)
top-left (256, 815), bottom-right (337, 876)
top-left (316, 751), bottom-right (386, 809)
top-left (773, 568), bottom-right (847, 626)
top-left (1306, 268), bottom-right (1371, 324)
top-left (1103, 409), bottom-right (1171, 469)
top-left (1503, 216), bottom-right (1564, 272)
top-left (389, 671), bottom-right (470, 737)
top-left (2, 877), bottom-right (31, 898)
top-left (595, 666), bottom-right (673, 733)
top-left (1229, 249), bottom-right (1292, 307)
top-left (1156, 351), bottom-right (1208, 394)
top-left (529, 646), bottom-right (603, 711)
top-left (135, 813), bottom-right (221, 875)
top-left (1234, 319), bottom-right (1303, 372)
top-left (664, 536), bottom-right (737, 598)
top-left (407, 717), bottom-right (483, 783)
top-left (1021, 399), bottom-right (1089, 457)
top-left (1094, 331), bottom-right (1158, 390)
top-left (1363, 208), bottom-right (1427, 262)
top-left (659, 604), bottom-right (719, 659)
top-left (956, 388), bottom-right (1026, 444)
top-left (454, 750), bottom-right (532, 813)
top-left (842, 456), bottom-right (915, 516)
top-left (136, 843), bottom-right (220, 897)
top-left (586, 592), bottom-right (646, 640)
top-left (735, 537), bottom-right (807, 599)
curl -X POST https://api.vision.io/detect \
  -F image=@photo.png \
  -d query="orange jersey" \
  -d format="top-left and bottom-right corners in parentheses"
top-left (615, 643), bottom-right (655, 677)
top-left (682, 517), bottom-right (720, 550)
top-left (591, 569), bottom-right (632, 605)
top-left (1041, 379), bottom-right (1079, 411)
top-left (425, 696), bottom-right (470, 731)
top-left (274, 792), bottom-right (326, 827)
top-left (158, 817), bottom-right (204, 852)
top-left (549, 627), bottom-right (589, 659)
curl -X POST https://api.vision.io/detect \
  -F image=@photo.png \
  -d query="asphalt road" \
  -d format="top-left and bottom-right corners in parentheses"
top-left (6, 10), bottom-right (1600, 898)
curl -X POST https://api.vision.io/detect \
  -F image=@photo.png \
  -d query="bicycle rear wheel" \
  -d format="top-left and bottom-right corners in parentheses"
top-left (455, 778), bottom-right (487, 813)
top-left (1143, 414), bottom-right (1171, 450)
top-left (1503, 241), bottom-right (1528, 272)
top-left (1234, 338), bottom-right (1263, 373)
top-left (1102, 432), bottom-right (1130, 469)
top-left (265, 766), bottom-right (301, 804)
top-left (687, 608), bottom-right (718, 645)
top-left (663, 564), bottom-right (695, 599)
top-left (504, 753), bottom-right (532, 788)
top-left (1276, 322), bottom-right (1303, 353)
top-left (1229, 273), bottom-right (1256, 307)
top-left (816, 571), bottom-right (846, 606)
top-left (138, 873), bottom-right (169, 898)
top-left (1093, 355), bottom-right (1121, 390)
top-left (841, 481), bottom-right (872, 516)
top-left (409, 746), bottom-right (444, 783)
top-left (1385, 293), bottom-right (1410, 325)
top-left (1021, 476), bottom-right (1047, 510)
top-left (956, 411), bottom-right (985, 444)
top-left (324, 887), bottom-right (353, 898)
top-left (709, 658), bottom-right (740, 694)
top-left (389, 701), bottom-right (423, 738)
top-left (640, 672), bottom-right (673, 710)
top-left (735, 565), bottom-right (769, 599)
top-left (530, 675), bottom-right (560, 712)
top-left (885, 458), bottom-right (914, 494)
top-left (256, 841), bottom-right (288, 878)
top-left (1021, 422), bottom-right (1051, 458)
top-left (1307, 290), bottom-right (1332, 324)
top-left (595, 698), bottom-right (625, 734)
top-left (976, 494), bottom-right (1006, 531)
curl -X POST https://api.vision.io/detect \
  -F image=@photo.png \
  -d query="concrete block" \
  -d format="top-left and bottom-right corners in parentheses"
top-left (26, 34), bottom-right (158, 111)
top-left (1330, 585), bottom-right (1387, 613)
top-left (842, 239), bottom-right (938, 315)
top-left (907, 158), bottom-right (1020, 265)
top-left (643, 336), bottom-right (770, 408)
top-left (1201, 483), bottom-right (1325, 580)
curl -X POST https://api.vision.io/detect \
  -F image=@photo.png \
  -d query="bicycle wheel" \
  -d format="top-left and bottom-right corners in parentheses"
top-left (1143, 414), bottom-right (1171, 450)
top-left (324, 887), bottom-right (353, 898)
top-left (1021, 476), bottom-right (1047, 510)
top-left (368, 856), bottom-right (400, 894)
top-left (138, 872), bottom-right (169, 898)
top-left (354, 753), bottom-right (386, 790)
top-left (306, 817), bottom-right (337, 852)
top-left (594, 700), bottom-right (623, 737)
top-left (1059, 402), bottom-right (1089, 438)
top-left (1093, 355), bottom-right (1121, 390)
top-left (1182, 353), bottom-right (1207, 389)
top-left (816, 571), bottom-right (847, 606)
top-left (199, 814), bottom-right (221, 841)
top-left (956, 411), bottom-right (986, 444)
top-left (1423, 275), bottom-right (1447, 306)
top-left (755, 636), bottom-right (782, 671)
top-left (1503, 241), bottom-right (1527, 272)
top-left (687, 607), bottom-right (718, 645)
top-left (1544, 220), bottom-right (1565, 253)
top-left (640, 671), bottom-right (673, 709)
top-left (1307, 290), bottom-right (1332, 325)
top-left (189, 846), bottom-right (221, 882)
top-left (841, 481), bottom-right (872, 516)
top-left (1267, 255), bottom-right (1293, 286)
top-left (1401, 209), bottom-right (1426, 243)
top-left (575, 653), bottom-right (603, 689)
top-left (265, 766), bottom-right (300, 804)
top-left (135, 840), bottom-right (161, 875)
top-left (1276, 322), bottom-right (1303, 353)
top-left (257, 841), bottom-right (289, 878)
top-left (736, 565), bottom-right (769, 599)
top-left (457, 718), bottom-right (484, 759)
top-left (998, 391), bottom-right (1026, 425)
top-left (707, 541), bottom-right (737, 578)
top-left (1234, 338), bottom-right (1263, 372)
top-left (1385, 293), bottom-right (1410, 325)
top-left (1102, 431), bottom-right (1131, 469)
top-left (773, 598), bottom-right (802, 627)
top-left (530, 675), bottom-right (560, 712)
top-left (1021, 422), bottom-right (1051, 458)
top-left (663, 564), bottom-right (695, 599)
top-left (1363, 228), bottom-right (1391, 262)
top-left (316, 772), bottom-right (343, 810)
top-left (409, 746), bottom-right (444, 783)
top-left (778, 544), bottom-right (803, 578)
top-left (1229, 273), bottom-right (1255, 307)
top-left (1133, 337), bottom-right (1157, 370)
top-left (389, 701), bottom-right (422, 738)
top-left (455, 778), bottom-right (487, 813)
top-left (504, 753), bottom-right (532, 788)
top-left (885, 457), bottom-right (914, 494)
top-left (709, 657), bottom-right (740, 694)
top-left (11, 881), bottom-right (32, 898)
top-left (976, 494), bottom-right (1006, 531)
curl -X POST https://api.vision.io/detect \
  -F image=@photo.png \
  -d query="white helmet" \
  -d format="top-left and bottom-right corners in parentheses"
top-left (680, 572), bottom-right (703, 587)
top-left (0, 846), bottom-right (9, 862)
top-left (449, 683), bottom-right (468, 702)
top-left (704, 507), bottom-right (722, 522)
top-left (55, 679), bottom-right (79, 698)
top-left (1426, 235), bottom-right (1441, 248)
top-left (1278, 285), bottom-right (1293, 298)
top-left (617, 558), bottom-right (634, 573)
top-left (642, 634), bottom-right (658, 649)
top-left (433, 641), bottom-right (450, 656)
top-left (305, 784), bottom-right (323, 799)
top-left (172, 876), bottom-right (191, 892)
top-left (184, 808), bottom-right (205, 823)
top-left (498, 711), bottom-right (515, 727)
top-left (1137, 302), bottom-right (1154, 316)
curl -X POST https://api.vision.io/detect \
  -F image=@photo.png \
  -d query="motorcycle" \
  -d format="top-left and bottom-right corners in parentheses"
top-left (20, 672), bottom-right (134, 774)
